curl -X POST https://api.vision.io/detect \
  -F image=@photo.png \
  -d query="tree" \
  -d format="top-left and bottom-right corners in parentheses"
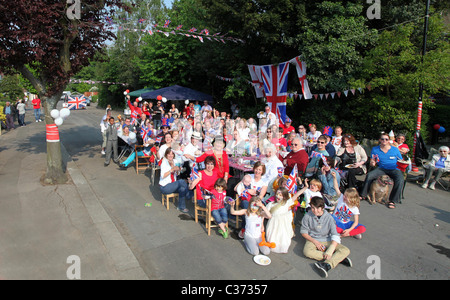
top-left (349, 12), bottom-right (449, 142)
top-left (0, 0), bottom-right (126, 184)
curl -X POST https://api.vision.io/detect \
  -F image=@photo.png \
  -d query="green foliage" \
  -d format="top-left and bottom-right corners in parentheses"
top-left (0, 74), bottom-right (25, 101)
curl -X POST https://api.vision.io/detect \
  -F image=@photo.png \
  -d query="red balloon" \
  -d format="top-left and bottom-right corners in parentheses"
top-left (125, 89), bottom-right (130, 93)
top-left (157, 95), bottom-right (162, 101)
top-left (433, 124), bottom-right (441, 130)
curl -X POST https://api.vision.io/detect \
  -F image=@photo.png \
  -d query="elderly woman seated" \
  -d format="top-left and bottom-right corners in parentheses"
top-left (421, 146), bottom-right (450, 190)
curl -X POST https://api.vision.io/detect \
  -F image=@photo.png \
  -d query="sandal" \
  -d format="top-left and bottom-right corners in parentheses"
top-left (388, 202), bottom-right (396, 209)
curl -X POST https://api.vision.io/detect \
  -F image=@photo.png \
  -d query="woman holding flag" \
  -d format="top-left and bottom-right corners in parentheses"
top-left (189, 156), bottom-right (220, 208)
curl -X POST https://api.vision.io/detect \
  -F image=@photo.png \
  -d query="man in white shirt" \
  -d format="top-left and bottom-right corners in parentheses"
top-left (182, 132), bottom-right (202, 168)
top-left (257, 105), bottom-right (276, 121)
top-left (201, 100), bottom-right (212, 120)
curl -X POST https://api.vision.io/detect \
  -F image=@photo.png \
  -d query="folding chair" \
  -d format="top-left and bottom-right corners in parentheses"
top-left (418, 148), bottom-right (449, 191)
top-left (117, 137), bottom-right (134, 161)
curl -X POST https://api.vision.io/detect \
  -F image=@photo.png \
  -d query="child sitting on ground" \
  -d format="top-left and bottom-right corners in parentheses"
top-left (295, 178), bottom-right (335, 211)
top-left (330, 172), bottom-right (366, 239)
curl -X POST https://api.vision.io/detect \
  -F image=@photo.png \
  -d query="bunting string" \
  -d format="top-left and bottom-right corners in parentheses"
top-left (111, 17), bottom-right (245, 44)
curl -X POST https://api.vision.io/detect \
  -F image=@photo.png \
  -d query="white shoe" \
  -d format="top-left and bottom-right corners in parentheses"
top-left (101, 150), bottom-right (106, 155)
top-left (36, 120), bottom-right (38, 122)
top-left (421, 182), bottom-right (428, 189)
top-left (38, 119), bottom-right (42, 122)
top-left (429, 182), bottom-right (435, 190)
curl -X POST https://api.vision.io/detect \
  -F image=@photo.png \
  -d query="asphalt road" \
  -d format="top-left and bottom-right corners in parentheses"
top-left (1, 102), bottom-right (448, 281)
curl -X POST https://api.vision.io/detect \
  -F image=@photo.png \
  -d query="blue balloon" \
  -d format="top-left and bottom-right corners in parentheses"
top-left (438, 126), bottom-right (446, 133)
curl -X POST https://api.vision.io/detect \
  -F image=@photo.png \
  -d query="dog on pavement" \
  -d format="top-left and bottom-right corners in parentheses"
top-left (368, 175), bottom-right (393, 204)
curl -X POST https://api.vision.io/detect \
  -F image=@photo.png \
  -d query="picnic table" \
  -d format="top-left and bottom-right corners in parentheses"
top-left (228, 155), bottom-right (257, 179)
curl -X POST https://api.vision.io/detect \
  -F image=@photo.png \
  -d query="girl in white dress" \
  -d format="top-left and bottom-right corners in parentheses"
top-left (265, 187), bottom-right (299, 253)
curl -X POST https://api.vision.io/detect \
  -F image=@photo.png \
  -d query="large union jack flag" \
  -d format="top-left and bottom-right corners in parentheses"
top-left (67, 95), bottom-right (87, 110)
top-left (261, 62), bottom-right (289, 124)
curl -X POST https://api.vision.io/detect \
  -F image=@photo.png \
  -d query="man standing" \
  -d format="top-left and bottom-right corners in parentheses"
top-left (2, 101), bottom-right (16, 131)
top-left (201, 100), bottom-right (212, 121)
top-left (31, 97), bottom-right (42, 122)
top-left (104, 116), bottom-right (119, 167)
top-left (16, 99), bottom-right (26, 127)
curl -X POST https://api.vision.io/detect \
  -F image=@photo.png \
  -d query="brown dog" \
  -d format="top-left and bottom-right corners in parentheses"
top-left (368, 175), bottom-right (393, 204)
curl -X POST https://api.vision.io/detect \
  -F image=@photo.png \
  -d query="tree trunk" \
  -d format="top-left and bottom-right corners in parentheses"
top-left (42, 94), bottom-right (68, 184)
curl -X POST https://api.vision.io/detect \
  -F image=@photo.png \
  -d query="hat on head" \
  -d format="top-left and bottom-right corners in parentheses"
top-left (322, 126), bottom-right (333, 137)
top-left (191, 131), bottom-right (202, 140)
top-left (285, 117), bottom-right (291, 123)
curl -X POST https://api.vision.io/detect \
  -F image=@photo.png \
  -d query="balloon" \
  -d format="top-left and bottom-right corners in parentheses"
top-left (55, 117), bottom-right (63, 126)
top-left (162, 97), bottom-right (167, 103)
top-left (126, 89), bottom-right (130, 93)
top-left (157, 95), bottom-right (162, 101)
top-left (438, 126), bottom-right (446, 133)
top-left (138, 96), bottom-right (142, 101)
top-left (129, 132), bottom-right (136, 140)
top-left (60, 108), bottom-right (70, 119)
top-left (433, 124), bottom-right (441, 130)
top-left (51, 109), bottom-right (60, 119)
top-left (185, 100), bottom-right (189, 105)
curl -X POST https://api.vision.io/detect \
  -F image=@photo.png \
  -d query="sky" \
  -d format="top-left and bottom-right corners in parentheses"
top-left (164, 0), bottom-right (173, 8)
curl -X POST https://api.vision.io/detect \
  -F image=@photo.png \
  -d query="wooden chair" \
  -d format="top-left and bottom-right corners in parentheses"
top-left (193, 189), bottom-right (228, 236)
top-left (234, 195), bottom-right (241, 229)
top-left (162, 193), bottom-right (178, 210)
top-left (149, 159), bottom-right (160, 186)
top-left (135, 145), bottom-right (150, 174)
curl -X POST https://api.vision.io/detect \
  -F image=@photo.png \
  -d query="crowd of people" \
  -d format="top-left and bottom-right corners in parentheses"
top-left (99, 95), bottom-right (449, 278)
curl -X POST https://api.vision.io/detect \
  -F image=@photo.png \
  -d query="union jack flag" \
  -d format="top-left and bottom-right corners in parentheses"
top-left (140, 126), bottom-right (151, 141)
top-left (67, 96), bottom-right (87, 110)
top-left (200, 186), bottom-right (214, 199)
top-left (277, 167), bottom-right (284, 177)
top-left (286, 164), bottom-right (298, 194)
top-left (310, 151), bottom-right (329, 167)
top-left (190, 164), bottom-right (199, 181)
top-left (240, 189), bottom-right (252, 201)
top-left (372, 154), bottom-right (380, 163)
top-left (261, 62), bottom-right (289, 124)
top-left (188, 27), bottom-right (197, 33)
top-left (163, 19), bottom-right (171, 28)
top-left (175, 24), bottom-right (183, 30)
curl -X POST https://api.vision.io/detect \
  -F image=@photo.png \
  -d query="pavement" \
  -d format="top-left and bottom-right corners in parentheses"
top-left (0, 104), bottom-right (449, 281)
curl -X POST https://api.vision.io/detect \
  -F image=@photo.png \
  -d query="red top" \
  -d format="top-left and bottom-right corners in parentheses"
top-left (32, 98), bottom-right (41, 109)
top-left (281, 149), bottom-right (309, 176)
top-left (196, 169), bottom-right (219, 200)
top-left (196, 150), bottom-right (229, 179)
top-left (211, 189), bottom-right (226, 211)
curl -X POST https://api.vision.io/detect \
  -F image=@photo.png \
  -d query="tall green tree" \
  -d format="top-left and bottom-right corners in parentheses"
top-left (0, 0), bottom-right (127, 184)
